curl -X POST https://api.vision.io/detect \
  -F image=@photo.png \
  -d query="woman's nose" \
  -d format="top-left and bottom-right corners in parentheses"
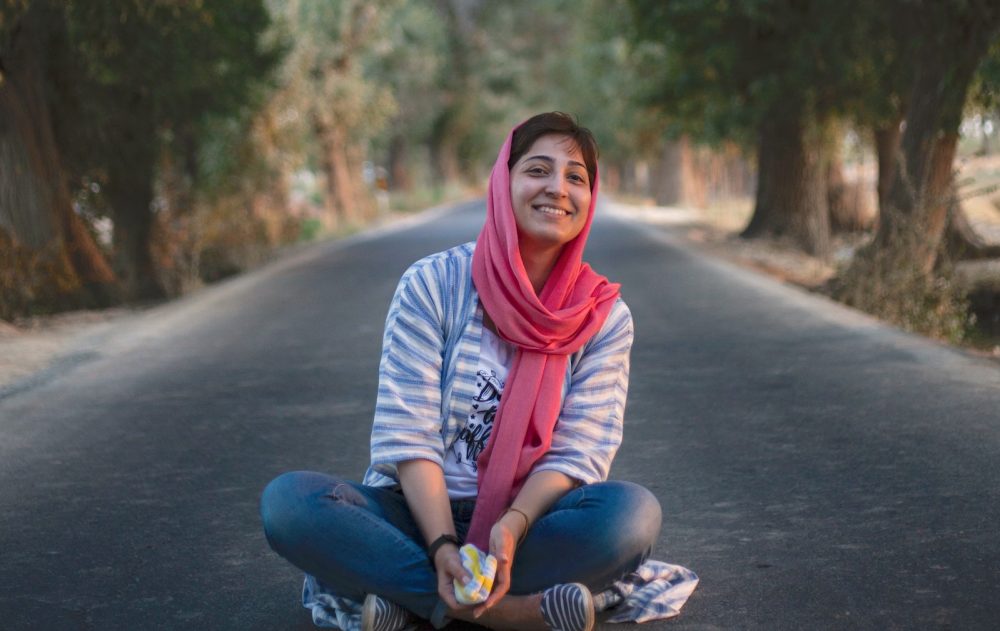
top-left (545, 175), bottom-right (568, 197)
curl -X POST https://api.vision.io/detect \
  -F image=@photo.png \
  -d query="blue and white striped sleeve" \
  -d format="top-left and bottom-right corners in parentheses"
top-left (368, 259), bottom-right (448, 479)
top-left (532, 299), bottom-right (634, 484)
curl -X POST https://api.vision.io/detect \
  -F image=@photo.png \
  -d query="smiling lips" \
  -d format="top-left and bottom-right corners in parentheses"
top-left (534, 204), bottom-right (571, 217)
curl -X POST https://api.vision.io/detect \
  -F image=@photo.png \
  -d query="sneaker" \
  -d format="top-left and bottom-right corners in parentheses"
top-left (361, 593), bottom-right (413, 631)
top-left (540, 583), bottom-right (595, 631)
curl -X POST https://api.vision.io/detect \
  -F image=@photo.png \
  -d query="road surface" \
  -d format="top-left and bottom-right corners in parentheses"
top-left (2, 199), bottom-right (999, 630)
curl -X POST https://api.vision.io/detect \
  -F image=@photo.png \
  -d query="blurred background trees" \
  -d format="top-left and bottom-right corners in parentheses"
top-left (2, 0), bottom-right (1000, 343)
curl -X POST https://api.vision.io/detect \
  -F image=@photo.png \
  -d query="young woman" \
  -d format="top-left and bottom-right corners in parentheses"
top-left (261, 113), bottom-right (664, 631)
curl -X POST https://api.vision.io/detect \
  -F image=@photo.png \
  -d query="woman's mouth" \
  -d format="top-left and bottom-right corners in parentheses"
top-left (535, 205), bottom-right (570, 217)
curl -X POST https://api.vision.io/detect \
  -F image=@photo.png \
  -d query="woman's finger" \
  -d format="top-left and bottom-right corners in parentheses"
top-left (436, 547), bottom-right (476, 611)
top-left (474, 528), bottom-right (514, 616)
top-left (475, 551), bottom-right (511, 616)
top-left (438, 583), bottom-right (460, 610)
top-left (437, 567), bottom-right (464, 610)
top-left (445, 551), bottom-right (473, 585)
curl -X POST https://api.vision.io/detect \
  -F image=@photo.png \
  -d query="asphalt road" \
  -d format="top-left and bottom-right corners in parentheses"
top-left (2, 199), bottom-right (999, 630)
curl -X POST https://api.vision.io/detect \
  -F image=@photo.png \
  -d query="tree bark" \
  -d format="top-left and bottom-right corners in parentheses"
top-left (832, 4), bottom-right (1000, 333)
top-left (428, 0), bottom-right (479, 186)
top-left (653, 136), bottom-right (705, 208)
top-left (387, 134), bottom-right (412, 192)
top-left (105, 132), bottom-right (163, 302)
top-left (742, 111), bottom-right (831, 257)
top-left (0, 1), bottom-right (116, 314)
top-left (873, 118), bottom-right (902, 214)
top-left (312, 114), bottom-right (368, 227)
top-left (429, 110), bottom-right (467, 185)
top-left (827, 149), bottom-right (875, 233)
top-left (875, 7), bottom-right (996, 274)
top-left (703, 143), bottom-right (754, 202)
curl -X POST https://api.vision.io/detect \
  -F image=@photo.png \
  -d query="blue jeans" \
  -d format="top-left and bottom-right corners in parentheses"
top-left (260, 471), bottom-right (661, 628)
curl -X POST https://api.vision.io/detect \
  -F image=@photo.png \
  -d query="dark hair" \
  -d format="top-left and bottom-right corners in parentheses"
top-left (508, 112), bottom-right (599, 189)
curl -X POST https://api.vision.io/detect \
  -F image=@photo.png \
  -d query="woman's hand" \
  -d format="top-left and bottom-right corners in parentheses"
top-left (434, 543), bottom-right (472, 612)
top-left (473, 511), bottom-right (526, 617)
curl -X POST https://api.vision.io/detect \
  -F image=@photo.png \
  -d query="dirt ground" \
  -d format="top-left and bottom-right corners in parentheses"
top-left (0, 309), bottom-right (136, 391)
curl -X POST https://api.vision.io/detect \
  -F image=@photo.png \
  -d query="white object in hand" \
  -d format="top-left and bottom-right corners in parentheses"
top-left (453, 543), bottom-right (498, 605)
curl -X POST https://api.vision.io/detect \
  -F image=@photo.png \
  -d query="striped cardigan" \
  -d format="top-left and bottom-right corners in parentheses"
top-left (362, 242), bottom-right (633, 489)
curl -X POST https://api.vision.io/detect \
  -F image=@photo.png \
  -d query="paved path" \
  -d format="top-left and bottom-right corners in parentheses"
top-left (2, 200), bottom-right (999, 630)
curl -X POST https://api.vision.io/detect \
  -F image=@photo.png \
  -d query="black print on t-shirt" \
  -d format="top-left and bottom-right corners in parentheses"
top-left (452, 369), bottom-right (504, 471)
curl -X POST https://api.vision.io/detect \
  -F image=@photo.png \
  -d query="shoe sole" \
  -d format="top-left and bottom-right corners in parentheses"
top-left (361, 593), bottom-right (377, 631)
top-left (581, 586), bottom-right (595, 631)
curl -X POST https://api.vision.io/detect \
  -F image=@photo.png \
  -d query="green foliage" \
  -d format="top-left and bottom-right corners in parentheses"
top-left (298, 218), bottom-right (323, 242)
top-left (534, 0), bottom-right (667, 162)
top-left (372, 1), bottom-right (447, 144)
top-left (970, 37), bottom-right (1000, 111)
top-left (0, 0), bottom-right (31, 52)
top-left (56, 0), bottom-right (282, 181)
top-left (626, 0), bottom-right (902, 144)
top-left (285, 0), bottom-right (399, 140)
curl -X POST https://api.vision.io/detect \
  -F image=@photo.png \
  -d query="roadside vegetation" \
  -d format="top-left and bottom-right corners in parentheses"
top-left (2, 0), bottom-right (999, 350)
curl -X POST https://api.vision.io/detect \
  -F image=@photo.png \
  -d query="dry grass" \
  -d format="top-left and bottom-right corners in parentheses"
top-left (957, 153), bottom-right (1000, 242)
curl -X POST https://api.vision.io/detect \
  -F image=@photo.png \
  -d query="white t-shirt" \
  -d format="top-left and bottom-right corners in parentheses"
top-left (442, 327), bottom-right (515, 499)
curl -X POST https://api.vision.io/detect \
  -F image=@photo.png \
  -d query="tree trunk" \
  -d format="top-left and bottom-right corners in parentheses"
top-left (833, 4), bottom-right (1000, 335)
top-left (429, 112), bottom-right (465, 185)
top-left (106, 137), bottom-right (164, 301)
top-left (873, 119), bottom-right (902, 213)
top-left (827, 149), bottom-right (875, 232)
top-left (742, 112), bottom-right (831, 257)
top-left (313, 114), bottom-right (367, 227)
top-left (875, 16), bottom-right (995, 274)
top-left (387, 134), bottom-right (412, 192)
top-left (653, 136), bottom-right (704, 208)
top-left (0, 1), bottom-right (116, 315)
top-left (348, 141), bottom-right (374, 221)
top-left (702, 143), bottom-right (754, 202)
top-left (428, 0), bottom-right (479, 186)
top-left (601, 162), bottom-right (622, 193)
top-left (328, 129), bottom-right (362, 225)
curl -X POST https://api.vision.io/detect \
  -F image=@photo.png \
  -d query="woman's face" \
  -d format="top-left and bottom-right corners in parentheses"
top-left (509, 134), bottom-right (592, 253)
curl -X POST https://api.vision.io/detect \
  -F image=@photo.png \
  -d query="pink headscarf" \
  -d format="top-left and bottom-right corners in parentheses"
top-left (466, 121), bottom-right (621, 548)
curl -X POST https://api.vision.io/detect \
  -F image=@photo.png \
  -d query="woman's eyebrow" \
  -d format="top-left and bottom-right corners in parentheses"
top-left (524, 155), bottom-right (587, 169)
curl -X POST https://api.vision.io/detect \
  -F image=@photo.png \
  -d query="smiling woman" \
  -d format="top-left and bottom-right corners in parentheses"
top-left (509, 135), bottom-right (593, 288)
top-left (260, 112), bottom-right (697, 631)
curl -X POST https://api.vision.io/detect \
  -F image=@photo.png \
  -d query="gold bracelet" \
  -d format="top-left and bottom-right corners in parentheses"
top-left (502, 507), bottom-right (531, 545)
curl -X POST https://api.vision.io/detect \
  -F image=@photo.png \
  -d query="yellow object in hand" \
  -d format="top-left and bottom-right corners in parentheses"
top-left (453, 543), bottom-right (498, 605)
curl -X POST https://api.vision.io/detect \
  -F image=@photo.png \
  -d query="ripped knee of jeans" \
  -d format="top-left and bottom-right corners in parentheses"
top-left (327, 482), bottom-right (367, 507)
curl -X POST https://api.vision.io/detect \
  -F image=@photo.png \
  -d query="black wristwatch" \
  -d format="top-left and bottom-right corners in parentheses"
top-left (427, 534), bottom-right (461, 567)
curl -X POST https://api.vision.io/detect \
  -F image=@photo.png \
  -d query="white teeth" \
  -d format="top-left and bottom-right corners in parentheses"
top-left (536, 206), bottom-right (568, 216)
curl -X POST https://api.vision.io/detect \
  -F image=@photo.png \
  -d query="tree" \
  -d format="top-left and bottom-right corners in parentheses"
top-left (628, 0), bottom-right (890, 257)
top-left (61, 0), bottom-right (279, 300)
top-left (373, 1), bottom-right (448, 193)
top-left (0, 0), bottom-right (116, 317)
top-left (873, 1), bottom-right (1000, 272)
top-left (273, 0), bottom-right (397, 229)
top-left (834, 0), bottom-right (1000, 339)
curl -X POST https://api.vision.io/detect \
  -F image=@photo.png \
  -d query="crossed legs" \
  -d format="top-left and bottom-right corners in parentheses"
top-left (260, 471), bottom-right (661, 629)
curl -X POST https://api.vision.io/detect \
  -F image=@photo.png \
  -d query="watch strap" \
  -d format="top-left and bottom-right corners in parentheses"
top-left (427, 533), bottom-right (461, 567)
